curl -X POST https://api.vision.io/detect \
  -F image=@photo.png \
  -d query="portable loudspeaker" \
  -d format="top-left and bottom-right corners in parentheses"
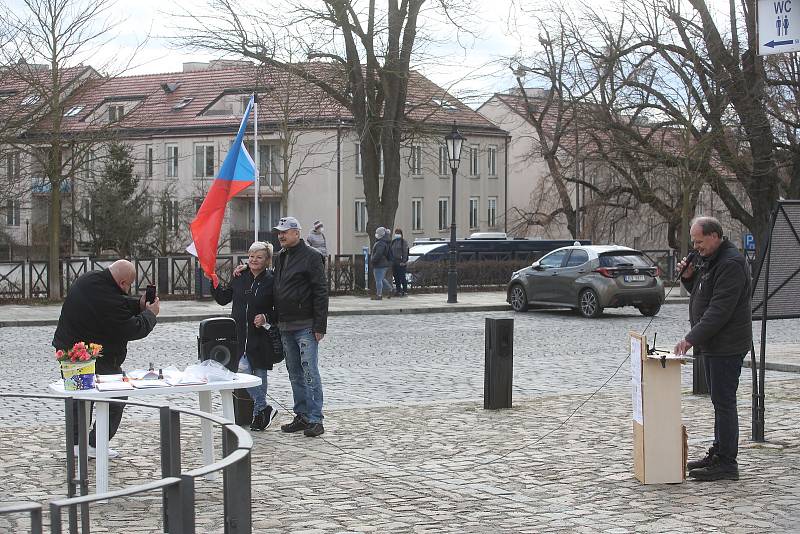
top-left (197, 318), bottom-right (239, 372)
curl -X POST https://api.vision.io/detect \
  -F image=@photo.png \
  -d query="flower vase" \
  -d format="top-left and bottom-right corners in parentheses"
top-left (60, 360), bottom-right (96, 391)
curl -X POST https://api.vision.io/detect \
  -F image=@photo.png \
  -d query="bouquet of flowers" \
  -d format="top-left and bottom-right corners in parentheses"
top-left (56, 341), bottom-right (103, 363)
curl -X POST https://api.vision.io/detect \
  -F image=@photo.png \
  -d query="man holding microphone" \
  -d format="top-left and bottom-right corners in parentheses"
top-left (674, 216), bottom-right (752, 481)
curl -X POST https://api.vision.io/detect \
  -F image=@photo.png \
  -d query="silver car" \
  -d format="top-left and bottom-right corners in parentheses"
top-left (506, 245), bottom-right (665, 318)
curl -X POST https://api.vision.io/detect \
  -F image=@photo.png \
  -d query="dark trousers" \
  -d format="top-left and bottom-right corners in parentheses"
top-left (393, 264), bottom-right (408, 294)
top-left (704, 354), bottom-right (745, 463)
top-left (72, 362), bottom-right (126, 447)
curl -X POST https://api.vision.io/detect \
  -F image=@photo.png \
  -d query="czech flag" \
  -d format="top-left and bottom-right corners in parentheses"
top-left (188, 95), bottom-right (256, 287)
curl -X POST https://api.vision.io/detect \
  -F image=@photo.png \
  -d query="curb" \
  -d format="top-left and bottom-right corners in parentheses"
top-left (742, 360), bottom-right (800, 374)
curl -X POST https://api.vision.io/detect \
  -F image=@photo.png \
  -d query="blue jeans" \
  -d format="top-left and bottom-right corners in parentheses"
top-left (704, 354), bottom-right (745, 463)
top-left (281, 328), bottom-right (324, 423)
top-left (373, 267), bottom-right (392, 297)
top-left (238, 355), bottom-right (268, 413)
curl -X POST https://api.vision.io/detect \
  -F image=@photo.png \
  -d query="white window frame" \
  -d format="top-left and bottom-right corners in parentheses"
top-left (438, 197), bottom-right (449, 231)
top-left (5, 199), bottom-right (21, 226)
top-left (410, 145), bottom-right (422, 175)
top-left (469, 197), bottom-right (480, 229)
top-left (355, 143), bottom-right (362, 176)
top-left (166, 145), bottom-right (179, 178)
top-left (438, 145), bottom-right (448, 176)
top-left (469, 145), bottom-right (479, 177)
top-left (412, 198), bottom-right (423, 231)
top-left (355, 199), bottom-right (367, 233)
top-left (487, 197), bottom-right (497, 228)
top-left (6, 152), bottom-right (20, 180)
top-left (195, 143), bottom-right (215, 178)
top-left (487, 145), bottom-right (497, 176)
top-left (108, 104), bottom-right (124, 122)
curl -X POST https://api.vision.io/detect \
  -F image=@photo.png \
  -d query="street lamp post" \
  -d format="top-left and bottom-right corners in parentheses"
top-left (445, 123), bottom-right (466, 304)
top-left (25, 219), bottom-right (30, 262)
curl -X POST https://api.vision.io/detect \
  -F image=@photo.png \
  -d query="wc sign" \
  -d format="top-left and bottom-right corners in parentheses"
top-left (758, 0), bottom-right (800, 55)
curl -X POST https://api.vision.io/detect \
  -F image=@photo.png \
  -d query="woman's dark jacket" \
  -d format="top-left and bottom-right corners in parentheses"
top-left (52, 269), bottom-right (157, 371)
top-left (682, 239), bottom-right (752, 356)
top-left (273, 239), bottom-right (328, 334)
top-left (371, 235), bottom-right (392, 268)
top-left (211, 269), bottom-right (276, 370)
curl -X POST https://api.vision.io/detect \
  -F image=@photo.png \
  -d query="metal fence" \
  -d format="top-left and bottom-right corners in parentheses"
top-left (0, 393), bottom-right (252, 534)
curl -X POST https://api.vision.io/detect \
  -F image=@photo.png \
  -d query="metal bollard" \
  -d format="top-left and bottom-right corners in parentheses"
top-left (484, 318), bottom-right (514, 409)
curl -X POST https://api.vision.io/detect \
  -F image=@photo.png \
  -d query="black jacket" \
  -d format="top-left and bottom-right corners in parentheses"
top-left (52, 269), bottom-right (157, 370)
top-left (682, 239), bottom-right (752, 356)
top-left (273, 239), bottom-right (328, 334)
top-left (211, 269), bottom-right (276, 370)
top-left (371, 236), bottom-right (392, 268)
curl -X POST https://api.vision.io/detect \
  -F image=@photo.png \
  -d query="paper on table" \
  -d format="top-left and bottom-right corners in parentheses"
top-left (95, 374), bottom-right (124, 383)
top-left (96, 381), bottom-right (134, 391)
top-left (166, 375), bottom-right (208, 386)
top-left (131, 379), bottom-right (169, 389)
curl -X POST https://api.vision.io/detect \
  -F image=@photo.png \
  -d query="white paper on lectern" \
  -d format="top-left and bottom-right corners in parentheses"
top-left (630, 336), bottom-right (643, 424)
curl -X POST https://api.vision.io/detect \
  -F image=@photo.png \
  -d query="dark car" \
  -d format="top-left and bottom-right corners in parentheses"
top-left (506, 245), bottom-right (665, 318)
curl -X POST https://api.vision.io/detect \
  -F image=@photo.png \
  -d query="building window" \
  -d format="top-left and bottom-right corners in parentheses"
top-left (161, 200), bottom-right (180, 232)
top-left (487, 145), bottom-right (497, 176)
top-left (166, 145), bottom-right (178, 178)
top-left (378, 145), bottom-right (384, 176)
top-left (469, 145), bottom-right (479, 177)
top-left (6, 152), bottom-right (20, 180)
top-left (438, 145), bottom-right (448, 175)
top-left (5, 200), bottom-right (20, 226)
top-left (108, 104), bottom-right (124, 122)
top-left (410, 145), bottom-right (422, 175)
top-left (21, 95), bottom-right (39, 106)
top-left (245, 142), bottom-right (281, 186)
top-left (145, 145), bottom-right (154, 178)
top-left (195, 144), bottom-right (215, 178)
top-left (488, 197), bottom-right (497, 228)
top-left (82, 150), bottom-right (96, 180)
top-left (438, 198), bottom-right (449, 231)
top-left (64, 105), bottom-right (83, 117)
top-left (469, 197), bottom-right (479, 229)
top-left (412, 198), bottom-right (423, 231)
top-left (355, 199), bottom-right (367, 233)
top-left (355, 143), bottom-right (362, 176)
top-left (648, 216), bottom-right (655, 241)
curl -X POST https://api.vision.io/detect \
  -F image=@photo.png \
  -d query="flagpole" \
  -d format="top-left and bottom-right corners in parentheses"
top-left (253, 93), bottom-right (260, 243)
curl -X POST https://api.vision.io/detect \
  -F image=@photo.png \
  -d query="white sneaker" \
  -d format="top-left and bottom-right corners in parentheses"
top-left (88, 446), bottom-right (120, 459)
top-left (74, 445), bottom-right (119, 459)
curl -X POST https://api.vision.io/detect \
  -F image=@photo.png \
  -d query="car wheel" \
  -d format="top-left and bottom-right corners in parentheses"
top-left (509, 284), bottom-right (529, 312)
top-left (638, 304), bottom-right (661, 317)
top-left (578, 288), bottom-right (603, 318)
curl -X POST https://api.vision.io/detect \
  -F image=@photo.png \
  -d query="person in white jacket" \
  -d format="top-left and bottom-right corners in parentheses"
top-left (307, 220), bottom-right (328, 262)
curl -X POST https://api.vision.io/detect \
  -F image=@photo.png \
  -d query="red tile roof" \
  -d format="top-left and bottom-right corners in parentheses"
top-left (5, 62), bottom-right (503, 137)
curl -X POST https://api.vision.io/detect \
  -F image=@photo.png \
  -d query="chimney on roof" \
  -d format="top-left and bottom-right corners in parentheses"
top-left (183, 62), bottom-right (209, 72)
top-left (208, 59), bottom-right (253, 70)
top-left (161, 82), bottom-right (181, 93)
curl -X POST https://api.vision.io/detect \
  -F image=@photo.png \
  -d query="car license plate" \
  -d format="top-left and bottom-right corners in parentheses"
top-left (624, 274), bottom-right (646, 282)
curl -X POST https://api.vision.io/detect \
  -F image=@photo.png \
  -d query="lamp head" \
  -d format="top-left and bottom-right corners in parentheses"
top-left (445, 122), bottom-right (466, 171)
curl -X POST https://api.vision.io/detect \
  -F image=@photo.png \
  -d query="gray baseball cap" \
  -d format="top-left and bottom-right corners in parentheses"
top-left (274, 216), bottom-right (302, 231)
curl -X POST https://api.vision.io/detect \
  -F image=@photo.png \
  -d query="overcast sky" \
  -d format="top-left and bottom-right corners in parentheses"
top-left (10, 0), bottom-right (736, 107)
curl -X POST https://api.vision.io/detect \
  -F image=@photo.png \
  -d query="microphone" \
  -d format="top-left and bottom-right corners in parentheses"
top-left (677, 250), bottom-right (699, 279)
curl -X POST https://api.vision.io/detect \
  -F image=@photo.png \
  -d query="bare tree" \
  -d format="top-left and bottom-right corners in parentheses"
top-left (0, 0), bottom-right (137, 297)
top-left (173, 0), bottom-right (474, 243)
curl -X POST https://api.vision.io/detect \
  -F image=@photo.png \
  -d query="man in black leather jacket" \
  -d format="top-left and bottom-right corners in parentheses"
top-left (53, 260), bottom-right (160, 457)
top-left (272, 216), bottom-right (329, 437)
top-left (675, 217), bottom-right (752, 481)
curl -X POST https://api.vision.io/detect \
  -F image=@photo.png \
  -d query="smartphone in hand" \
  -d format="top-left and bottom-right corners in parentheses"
top-left (145, 284), bottom-right (156, 304)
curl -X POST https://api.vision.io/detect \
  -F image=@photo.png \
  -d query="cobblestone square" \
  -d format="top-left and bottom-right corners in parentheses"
top-left (1, 303), bottom-right (799, 532)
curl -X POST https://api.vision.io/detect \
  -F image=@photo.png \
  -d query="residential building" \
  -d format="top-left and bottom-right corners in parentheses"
top-left (0, 61), bottom-right (508, 259)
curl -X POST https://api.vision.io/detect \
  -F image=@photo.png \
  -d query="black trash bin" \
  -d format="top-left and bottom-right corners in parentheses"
top-left (233, 389), bottom-right (253, 426)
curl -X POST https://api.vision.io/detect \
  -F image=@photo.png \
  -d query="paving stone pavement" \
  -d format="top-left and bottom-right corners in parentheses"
top-left (1, 306), bottom-right (799, 533)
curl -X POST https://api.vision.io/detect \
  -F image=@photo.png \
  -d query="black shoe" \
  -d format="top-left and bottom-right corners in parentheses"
top-left (687, 446), bottom-right (717, 470)
top-left (304, 423), bottom-right (325, 437)
top-left (689, 456), bottom-right (739, 481)
top-left (250, 406), bottom-right (277, 431)
top-left (249, 411), bottom-right (264, 431)
top-left (281, 415), bottom-right (310, 433)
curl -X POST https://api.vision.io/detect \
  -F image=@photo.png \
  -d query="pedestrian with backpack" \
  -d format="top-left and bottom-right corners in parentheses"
top-left (370, 227), bottom-right (393, 300)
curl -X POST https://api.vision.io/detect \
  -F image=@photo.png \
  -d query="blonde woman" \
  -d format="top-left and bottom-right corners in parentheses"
top-left (211, 242), bottom-right (278, 431)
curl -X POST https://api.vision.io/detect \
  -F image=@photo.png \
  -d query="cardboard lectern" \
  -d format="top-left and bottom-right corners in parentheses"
top-left (629, 332), bottom-right (687, 484)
